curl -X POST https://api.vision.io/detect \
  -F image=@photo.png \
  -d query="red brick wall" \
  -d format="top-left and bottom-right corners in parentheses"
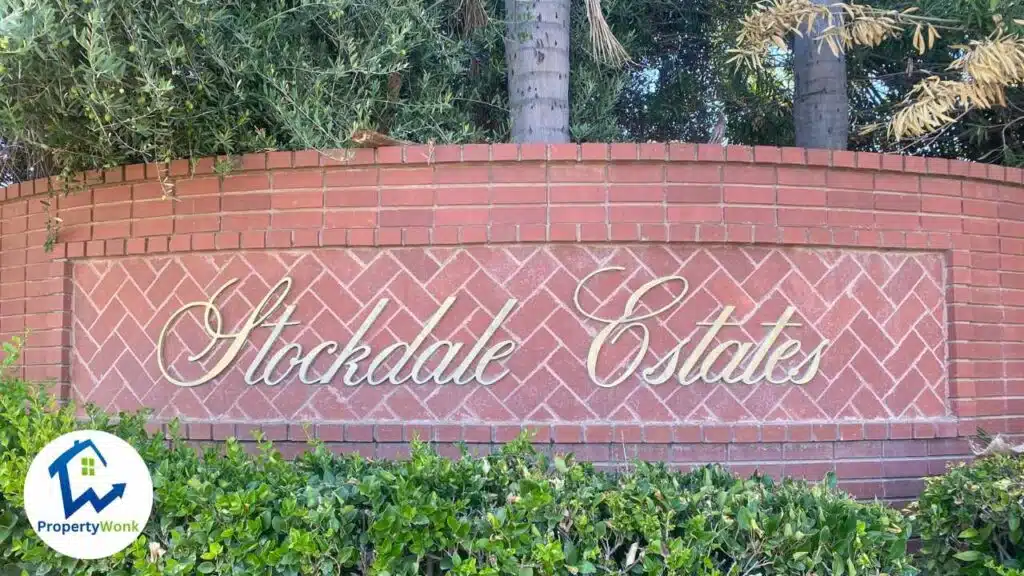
top-left (2, 142), bottom-right (1022, 501)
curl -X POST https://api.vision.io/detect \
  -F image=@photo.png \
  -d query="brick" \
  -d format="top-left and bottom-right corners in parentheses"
top-left (724, 185), bottom-right (775, 204)
top-left (753, 146), bottom-right (781, 163)
top-left (93, 203), bottom-right (131, 222)
top-left (433, 165), bottom-right (489, 184)
top-left (807, 149), bottom-right (831, 166)
top-left (549, 144), bottom-right (579, 161)
top-left (875, 173), bottom-right (919, 193)
top-left (826, 170), bottom-right (873, 190)
top-left (874, 193), bottom-right (920, 212)
top-left (609, 205), bottom-right (663, 223)
top-left (922, 195), bottom-right (962, 214)
top-left (270, 209), bottom-right (321, 231)
top-left (549, 164), bottom-right (605, 183)
top-left (493, 186), bottom-right (547, 204)
top-left (778, 187), bottom-right (825, 206)
top-left (493, 164), bottom-right (546, 183)
top-left (379, 167), bottom-right (433, 186)
top-left (671, 444), bottom-right (728, 463)
top-left (666, 164), bottom-right (721, 183)
top-left (778, 207), bottom-right (826, 227)
top-left (639, 143), bottom-right (666, 160)
top-left (581, 143), bottom-right (608, 161)
top-left (435, 207), bottom-right (490, 226)
top-left (175, 196), bottom-right (220, 215)
top-left (93, 222), bottom-right (131, 240)
top-left (379, 208), bottom-right (433, 227)
top-left (222, 213), bottom-right (271, 231)
top-left (697, 144), bottom-right (725, 161)
top-left (175, 215), bottom-right (219, 234)
top-left (223, 193), bottom-right (271, 212)
top-left (134, 199), bottom-right (174, 219)
top-left (608, 164), bottom-right (663, 183)
top-left (550, 185), bottom-right (606, 203)
top-left (93, 185), bottom-right (132, 205)
top-left (489, 206), bottom-right (545, 225)
top-left (723, 165), bottom-right (774, 185)
top-left (176, 177), bottom-right (220, 196)
top-left (550, 205), bottom-right (605, 223)
top-left (668, 143), bottom-right (697, 161)
top-left (724, 206), bottom-right (774, 224)
top-left (666, 205), bottom-right (721, 223)
top-left (271, 190), bottom-right (324, 210)
top-left (553, 425), bottom-right (583, 443)
top-left (521, 143), bottom-right (546, 160)
top-left (729, 443), bottom-right (782, 461)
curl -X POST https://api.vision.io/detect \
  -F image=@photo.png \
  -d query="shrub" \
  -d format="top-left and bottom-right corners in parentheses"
top-left (908, 450), bottom-right (1024, 576)
top-left (0, 350), bottom-right (914, 575)
top-left (0, 0), bottom-right (509, 181)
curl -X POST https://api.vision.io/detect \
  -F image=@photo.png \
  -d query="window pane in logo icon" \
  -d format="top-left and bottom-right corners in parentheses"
top-left (23, 430), bottom-right (153, 560)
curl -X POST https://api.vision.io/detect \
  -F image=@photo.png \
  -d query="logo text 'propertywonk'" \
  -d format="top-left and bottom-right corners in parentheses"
top-left (35, 519), bottom-right (140, 536)
top-left (24, 431), bottom-right (153, 560)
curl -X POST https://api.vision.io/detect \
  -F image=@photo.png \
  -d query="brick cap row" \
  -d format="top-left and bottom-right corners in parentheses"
top-left (2, 143), bottom-right (1020, 201)
top-left (146, 419), bottom-right (964, 444)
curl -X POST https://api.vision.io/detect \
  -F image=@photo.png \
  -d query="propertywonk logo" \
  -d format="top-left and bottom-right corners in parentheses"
top-left (23, 430), bottom-right (153, 560)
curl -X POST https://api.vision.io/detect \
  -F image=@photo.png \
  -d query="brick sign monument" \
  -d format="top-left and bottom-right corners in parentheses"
top-left (1, 143), bottom-right (1020, 501)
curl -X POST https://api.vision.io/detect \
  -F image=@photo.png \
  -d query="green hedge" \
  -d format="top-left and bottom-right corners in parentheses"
top-left (909, 451), bottom-right (1024, 576)
top-left (4, 336), bottom-right (1023, 576)
top-left (0, 374), bottom-right (917, 576)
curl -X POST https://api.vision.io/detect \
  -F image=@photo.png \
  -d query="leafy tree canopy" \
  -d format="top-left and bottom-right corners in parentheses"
top-left (6, 0), bottom-right (1020, 184)
top-left (0, 0), bottom-right (508, 182)
top-left (0, 0), bottom-right (763, 183)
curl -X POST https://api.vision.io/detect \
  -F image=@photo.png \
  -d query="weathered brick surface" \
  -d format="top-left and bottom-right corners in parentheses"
top-left (2, 143), bottom-right (1023, 497)
top-left (70, 246), bottom-right (947, 425)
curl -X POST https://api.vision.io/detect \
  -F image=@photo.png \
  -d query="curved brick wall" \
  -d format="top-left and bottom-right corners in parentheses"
top-left (1, 142), bottom-right (1021, 501)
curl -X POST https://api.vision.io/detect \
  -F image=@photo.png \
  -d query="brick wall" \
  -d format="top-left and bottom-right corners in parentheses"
top-left (2, 142), bottom-right (1022, 502)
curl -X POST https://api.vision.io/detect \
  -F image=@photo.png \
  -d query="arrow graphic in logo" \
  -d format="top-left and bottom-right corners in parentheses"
top-left (46, 439), bottom-right (128, 519)
top-left (57, 479), bottom-right (126, 519)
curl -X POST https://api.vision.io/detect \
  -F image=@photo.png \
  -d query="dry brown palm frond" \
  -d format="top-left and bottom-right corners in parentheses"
top-left (585, 0), bottom-right (630, 66)
top-left (952, 34), bottom-right (1024, 86)
top-left (888, 31), bottom-right (1024, 139)
top-left (351, 130), bottom-right (411, 148)
top-left (731, 0), bottom-right (1024, 140)
top-left (888, 76), bottom-right (975, 139)
top-left (730, 0), bottom-right (942, 68)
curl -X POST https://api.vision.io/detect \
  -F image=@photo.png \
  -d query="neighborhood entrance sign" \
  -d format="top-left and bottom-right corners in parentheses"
top-left (157, 266), bottom-right (831, 390)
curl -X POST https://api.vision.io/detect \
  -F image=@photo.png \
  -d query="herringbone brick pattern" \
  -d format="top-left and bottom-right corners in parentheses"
top-left (70, 245), bottom-right (947, 423)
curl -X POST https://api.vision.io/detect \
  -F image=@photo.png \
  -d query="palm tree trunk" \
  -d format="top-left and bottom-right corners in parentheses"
top-left (505, 0), bottom-right (571, 143)
top-left (792, 0), bottom-right (848, 150)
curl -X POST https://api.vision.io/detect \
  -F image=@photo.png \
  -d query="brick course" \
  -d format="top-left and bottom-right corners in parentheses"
top-left (2, 143), bottom-right (1022, 500)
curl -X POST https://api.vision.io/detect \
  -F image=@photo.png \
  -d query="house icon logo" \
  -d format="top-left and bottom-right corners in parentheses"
top-left (47, 439), bottom-right (126, 519)
top-left (23, 430), bottom-right (153, 560)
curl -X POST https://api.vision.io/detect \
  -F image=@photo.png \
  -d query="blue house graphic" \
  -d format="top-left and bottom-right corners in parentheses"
top-left (48, 439), bottom-right (126, 519)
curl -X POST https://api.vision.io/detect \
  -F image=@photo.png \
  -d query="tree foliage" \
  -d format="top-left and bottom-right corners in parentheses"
top-left (573, 0), bottom-right (781, 145)
top-left (7, 0), bottom-right (1022, 183)
top-left (0, 0), bottom-right (509, 182)
top-left (732, 0), bottom-right (1024, 165)
top-left (0, 0), bottom-right (769, 183)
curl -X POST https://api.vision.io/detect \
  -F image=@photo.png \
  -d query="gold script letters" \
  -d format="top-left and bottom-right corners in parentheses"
top-left (157, 278), bottom-right (517, 388)
top-left (157, 269), bottom-right (830, 389)
top-left (572, 267), bottom-right (829, 388)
